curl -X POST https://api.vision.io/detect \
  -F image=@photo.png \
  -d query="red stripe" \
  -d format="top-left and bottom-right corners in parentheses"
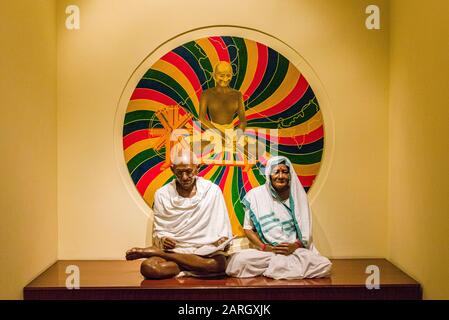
top-left (136, 162), bottom-right (165, 195)
top-left (241, 170), bottom-right (252, 193)
top-left (243, 43), bottom-right (268, 101)
top-left (161, 51), bottom-right (202, 101)
top-left (255, 125), bottom-right (324, 146)
top-left (298, 175), bottom-right (316, 187)
top-left (218, 167), bottom-right (230, 191)
top-left (197, 164), bottom-right (214, 177)
top-left (130, 88), bottom-right (178, 105)
top-left (209, 37), bottom-right (230, 62)
top-left (246, 75), bottom-right (309, 121)
top-left (123, 129), bottom-right (148, 149)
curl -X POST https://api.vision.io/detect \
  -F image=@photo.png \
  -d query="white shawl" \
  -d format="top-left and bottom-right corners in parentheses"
top-left (242, 156), bottom-right (313, 248)
top-left (153, 177), bottom-right (232, 246)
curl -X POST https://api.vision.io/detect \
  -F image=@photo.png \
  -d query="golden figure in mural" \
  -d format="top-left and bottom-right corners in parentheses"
top-left (199, 61), bottom-right (247, 133)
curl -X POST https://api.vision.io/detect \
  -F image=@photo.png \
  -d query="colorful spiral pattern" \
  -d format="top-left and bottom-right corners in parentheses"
top-left (123, 36), bottom-right (324, 236)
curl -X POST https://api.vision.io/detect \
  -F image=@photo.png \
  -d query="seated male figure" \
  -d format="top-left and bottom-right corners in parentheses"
top-left (126, 145), bottom-right (233, 279)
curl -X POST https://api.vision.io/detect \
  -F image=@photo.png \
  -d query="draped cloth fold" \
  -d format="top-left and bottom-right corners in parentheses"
top-left (226, 156), bottom-right (332, 279)
top-left (153, 177), bottom-right (233, 254)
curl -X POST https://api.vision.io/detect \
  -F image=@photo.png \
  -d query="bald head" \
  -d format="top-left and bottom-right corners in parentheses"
top-left (213, 61), bottom-right (233, 87)
top-left (214, 61), bottom-right (232, 74)
top-left (170, 142), bottom-right (199, 166)
top-left (170, 143), bottom-right (199, 192)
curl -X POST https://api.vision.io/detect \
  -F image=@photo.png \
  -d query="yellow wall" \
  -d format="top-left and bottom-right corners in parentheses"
top-left (388, 0), bottom-right (449, 299)
top-left (1, 0), bottom-right (447, 300)
top-left (0, 0), bottom-right (58, 299)
top-left (56, 0), bottom-right (390, 259)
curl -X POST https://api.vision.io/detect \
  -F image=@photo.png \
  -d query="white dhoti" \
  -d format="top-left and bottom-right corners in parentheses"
top-left (226, 247), bottom-right (332, 279)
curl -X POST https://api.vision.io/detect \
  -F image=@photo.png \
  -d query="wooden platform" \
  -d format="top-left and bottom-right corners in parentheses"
top-left (24, 259), bottom-right (421, 300)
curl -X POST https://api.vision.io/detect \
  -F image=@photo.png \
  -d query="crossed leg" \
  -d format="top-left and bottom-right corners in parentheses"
top-left (127, 246), bottom-right (227, 279)
top-left (140, 257), bottom-right (180, 279)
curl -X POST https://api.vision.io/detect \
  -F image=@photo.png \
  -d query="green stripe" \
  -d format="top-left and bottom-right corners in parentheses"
top-left (283, 224), bottom-right (295, 231)
top-left (277, 149), bottom-right (323, 165)
top-left (127, 148), bottom-right (159, 173)
top-left (125, 110), bottom-right (155, 125)
top-left (247, 54), bottom-right (290, 108)
top-left (261, 218), bottom-right (280, 228)
top-left (232, 168), bottom-right (245, 225)
top-left (232, 37), bottom-right (247, 91)
top-left (251, 166), bottom-right (266, 185)
top-left (209, 165), bottom-right (224, 182)
top-left (263, 223), bottom-right (279, 233)
top-left (243, 197), bottom-right (272, 245)
top-left (259, 213), bottom-right (274, 221)
top-left (143, 69), bottom-right (198, 118)
top-left (247, 97), bottom-right (320, 129)
top-left (185, 42), bottom-right (214, 89)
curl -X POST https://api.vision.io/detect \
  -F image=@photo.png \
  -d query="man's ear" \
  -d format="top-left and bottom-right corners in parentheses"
top-left (170, 165), bottom-right (175, 174)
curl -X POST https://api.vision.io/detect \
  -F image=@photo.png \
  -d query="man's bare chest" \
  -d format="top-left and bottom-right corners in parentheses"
top-left (207, 93), bottom-right (239, 113)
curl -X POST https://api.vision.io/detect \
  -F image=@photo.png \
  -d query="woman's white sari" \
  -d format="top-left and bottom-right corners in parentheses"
top-left (226, 156), bottom-right (332, 279)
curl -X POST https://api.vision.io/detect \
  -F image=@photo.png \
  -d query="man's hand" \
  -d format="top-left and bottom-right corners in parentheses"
top-left (161, 237), bottom-right (177, 250)
top-left (213, 237), bottom-right (230, 252)
top-left (213, 237), bottom-right (228, 247)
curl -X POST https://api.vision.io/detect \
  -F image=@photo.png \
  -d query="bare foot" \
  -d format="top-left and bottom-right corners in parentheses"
top-left (126, 246), bottom-right (162, 260)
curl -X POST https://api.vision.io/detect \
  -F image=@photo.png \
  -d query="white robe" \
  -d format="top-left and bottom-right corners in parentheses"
top-left (153, 177), bottom-right (233, 254)
top-left (226, 156), bottom-right (332, 279)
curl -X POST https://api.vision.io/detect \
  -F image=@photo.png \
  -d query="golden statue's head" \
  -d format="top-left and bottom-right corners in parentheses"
top-left (213, 61), bottom-right (233, 87)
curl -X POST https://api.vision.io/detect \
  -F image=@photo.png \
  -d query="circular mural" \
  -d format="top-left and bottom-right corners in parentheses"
top-left (122, 36), bottom-right (324, 236)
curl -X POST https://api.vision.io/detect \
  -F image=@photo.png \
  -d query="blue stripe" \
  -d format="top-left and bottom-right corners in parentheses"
top-left (130, 155), bottom-right (164, 184)
top-left (172, 46), bottom-right (208, 90)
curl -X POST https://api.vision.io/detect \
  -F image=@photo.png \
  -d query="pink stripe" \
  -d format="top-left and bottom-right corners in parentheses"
top-left (209, 37), bottom-right (230, 62)
top-left (246, 75), bottom-right (309, 121)
top-left (136, 162), bottom-right (165, 195)
top-left (130, 88), bottom-right (178, 105)
top-left (243, 43), bottom-right (268, 101)
top-left (161, 51), bottom-right (202, 101)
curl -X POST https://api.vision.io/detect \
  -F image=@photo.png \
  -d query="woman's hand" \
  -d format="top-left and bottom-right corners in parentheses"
top-left (271, 242), bottom-right (302, 255)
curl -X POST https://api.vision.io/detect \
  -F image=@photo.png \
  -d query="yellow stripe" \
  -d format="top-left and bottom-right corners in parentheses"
top-left (127, 99), bottom-right (166, 112)
top-left (247, 168), bottom-right (261, 188)
top-left (245, 63), bottom-right (300, 118)
top-left (143, 168), bottom-right (173, 206)
top-left (196, 38), bottom-right (220, 73)
top-left (151, 59), bottom-right (199, 113)
top-left (239, 39), bottom-right (258, 96)
top-left (292, 163), bottom-right (321, 176)
top-left (203, 165), bottom-right (218, 181)
top-left (276, 111), bottom-right (323, 137)
top-left (124, 139), bottom-right (160, 163)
